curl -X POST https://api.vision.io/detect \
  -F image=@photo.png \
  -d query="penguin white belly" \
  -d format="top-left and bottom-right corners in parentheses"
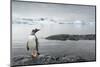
top-left (28, 35), bottom-right (36, 50)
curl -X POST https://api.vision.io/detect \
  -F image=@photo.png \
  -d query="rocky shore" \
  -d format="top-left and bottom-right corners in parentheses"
top-left (45, 34), bottom-right (95, 41)
top-left (11, 55), bottom-right (87, 67)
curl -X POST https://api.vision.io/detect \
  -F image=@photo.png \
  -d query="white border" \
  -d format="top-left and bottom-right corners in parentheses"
top-left (0, 0), bottom-right (100, 67)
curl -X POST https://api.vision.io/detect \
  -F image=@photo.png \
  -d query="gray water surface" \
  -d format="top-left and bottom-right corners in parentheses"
top-left (12, 39), bottom-right (95, 61)
top-left (12, 23), bottom-right (95, 61)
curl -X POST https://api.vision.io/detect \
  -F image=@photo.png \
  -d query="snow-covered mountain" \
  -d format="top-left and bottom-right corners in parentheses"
top-left (12, 17), bottom-right (95, 25)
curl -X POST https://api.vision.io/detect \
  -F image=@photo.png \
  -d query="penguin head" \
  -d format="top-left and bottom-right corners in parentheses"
top-left (32, 28), bottom-right (40, 34)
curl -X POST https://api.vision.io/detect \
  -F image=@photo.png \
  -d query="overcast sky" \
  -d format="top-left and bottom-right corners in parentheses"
top-left (12, 1), bottom-right (96, 22)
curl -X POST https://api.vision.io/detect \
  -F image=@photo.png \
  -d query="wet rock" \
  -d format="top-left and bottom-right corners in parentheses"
top-left (11, 55), bottom-right (87, 67)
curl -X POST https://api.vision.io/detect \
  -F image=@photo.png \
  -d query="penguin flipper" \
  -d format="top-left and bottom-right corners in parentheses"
top-left (27, 42), bottom-right (29, 51)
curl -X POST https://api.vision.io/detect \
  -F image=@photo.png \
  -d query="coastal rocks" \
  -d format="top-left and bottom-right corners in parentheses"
top-left (11, 55), bottom-right (86, 67)
top-left (45, 34), bottom-right (95, 41)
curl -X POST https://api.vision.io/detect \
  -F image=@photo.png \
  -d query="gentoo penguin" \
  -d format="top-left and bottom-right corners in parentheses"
top-left (27, 28), bottom-right (40, 58)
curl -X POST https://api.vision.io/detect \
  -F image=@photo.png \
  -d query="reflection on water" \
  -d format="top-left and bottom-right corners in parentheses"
top-left (12, 23), bottom-right (95, 61)
top-left (12, 39), bottom-right (95, 61)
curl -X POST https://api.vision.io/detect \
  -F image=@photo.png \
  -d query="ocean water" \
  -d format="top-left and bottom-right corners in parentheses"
top-left (12, 23), bottom-right (95, 61)
top-left (12, 39), bottom-right (95, 61)
top-left (12, 22), bottom-right (95, 41)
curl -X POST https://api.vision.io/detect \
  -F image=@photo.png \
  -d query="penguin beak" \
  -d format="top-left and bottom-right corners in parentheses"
top-left (37, 29), bottom-right (40, 31)
top-left (35, 29), bottom-right (40, 32)
top-left (32, 28), bottom-right (40, 34)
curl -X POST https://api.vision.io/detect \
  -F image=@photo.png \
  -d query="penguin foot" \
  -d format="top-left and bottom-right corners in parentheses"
top-left (37, 52), bottom-right (40, 55)
top-left (31, 55), bottom-right (38, 59)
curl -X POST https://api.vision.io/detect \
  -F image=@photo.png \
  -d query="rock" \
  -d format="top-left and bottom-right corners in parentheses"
top-left (45, 34), bottom-right (95, 41)
top-left (11, 55), bottom-right (87, 67)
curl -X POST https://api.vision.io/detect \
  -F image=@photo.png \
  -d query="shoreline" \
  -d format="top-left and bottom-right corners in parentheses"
top-left (12, 54), bottom-right (95, 67)
top-left (45, 34), bottom-right (95, 41)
